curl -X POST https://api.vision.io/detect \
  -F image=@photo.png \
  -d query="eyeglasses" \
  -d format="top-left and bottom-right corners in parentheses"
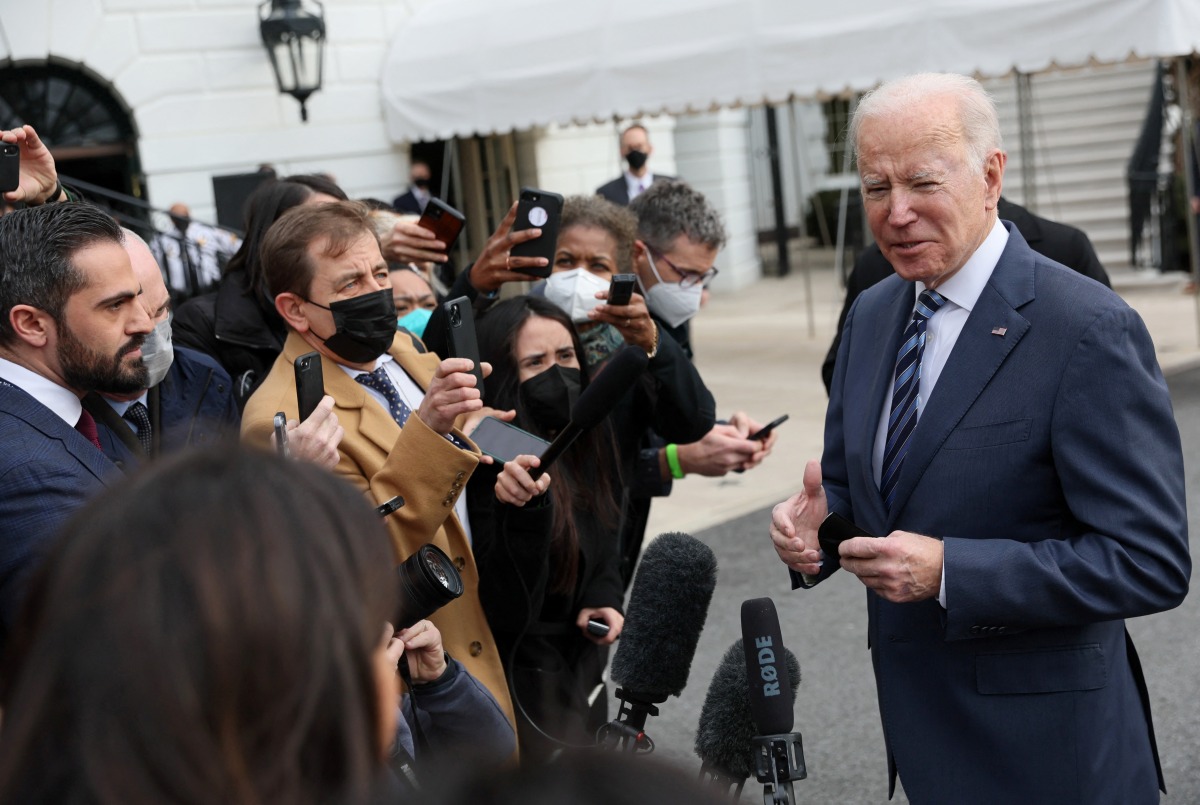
top-left (647, 246), bottom-right (719, 289)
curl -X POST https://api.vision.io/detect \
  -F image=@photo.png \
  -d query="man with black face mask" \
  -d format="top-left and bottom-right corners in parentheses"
top-left (596, 123), bottom-right (675, 207)
top-left (240, 200), bottom-right (518, 737)
top-left (392, 160), bottom-right (435, 215)
top-left (85, 229), bottom-right (240, 465)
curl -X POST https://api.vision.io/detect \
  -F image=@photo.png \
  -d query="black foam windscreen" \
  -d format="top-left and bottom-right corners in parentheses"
top-left (694, 639), bottom-right (802, 781)
top-left (740, 597), bottom-right (797, 735)
top-left (571, 345), bottom-right (648, 428)
top-left (610, 532), bottom-right (718, 700)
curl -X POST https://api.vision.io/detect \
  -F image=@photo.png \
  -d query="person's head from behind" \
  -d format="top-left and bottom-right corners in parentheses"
top-left (0, 447), bottom-right (399, 804)
top-left (546, 195), bottom-right (638, 324)
top-left (390, 265), bottom-right (437, 335)
top-left (228, 173), bottom-right (348, 297)
top-left (849, 72), bottom-right (1005, 290)
top-left (0, 203), bottom-right (153, 395)
top-left (262, 200), bottom-right (396, 368)
top-left (628, 180), bottom-right (725, 327)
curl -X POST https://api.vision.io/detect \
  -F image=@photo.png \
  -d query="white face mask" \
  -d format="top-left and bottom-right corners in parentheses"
top-left (643, 252), bottom-right (703, 328)
top-left (142, 316), bottom-right (175, 388)
top-left (544, 268), bottom-right (611, 323)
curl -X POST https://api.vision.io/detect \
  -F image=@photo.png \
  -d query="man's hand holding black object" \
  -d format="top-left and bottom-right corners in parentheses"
top-left (418, 358), bottom-right (488, 436)
top-left (839, 532), bottom-right (943, 603)
top-left (770, 459), bottom-right (826, 577)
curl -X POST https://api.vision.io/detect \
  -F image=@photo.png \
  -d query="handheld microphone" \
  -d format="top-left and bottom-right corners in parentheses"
top-left (530, 345), bottom-right (648, 480)
top-left (601, 532), bottom-right (718, 753)
top-left (740, 597), bottom-right (807, 804)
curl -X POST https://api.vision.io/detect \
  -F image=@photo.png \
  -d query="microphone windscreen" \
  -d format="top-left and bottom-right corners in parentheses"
top-left (610, 532), bottom-right (717, 700)
top-left (571, 346), bottom-right (648, 429)
top-left (740, 597), bottom-right (798, 735)
top-left (694, 639), bottom-right (802, 781)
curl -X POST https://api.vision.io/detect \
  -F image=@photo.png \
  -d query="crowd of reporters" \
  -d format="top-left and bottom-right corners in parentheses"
top-left (0, 122), bottom-right (776, 802)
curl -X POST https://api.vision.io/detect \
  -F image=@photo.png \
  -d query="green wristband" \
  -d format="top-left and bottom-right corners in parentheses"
top-left (666, 443), bottom-right (685, 479)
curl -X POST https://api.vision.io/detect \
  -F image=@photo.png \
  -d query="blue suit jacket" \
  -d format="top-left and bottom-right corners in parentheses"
top-left (811, 224), bottom-right (1190, 804)
top-left (0, 379), bottom-right (120, 649)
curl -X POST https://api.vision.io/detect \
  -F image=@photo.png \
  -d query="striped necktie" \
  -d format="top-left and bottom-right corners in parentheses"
top-left (880, 289), bottom-right (946, 510)
top-left (356, 366), bottom-right (412, 427)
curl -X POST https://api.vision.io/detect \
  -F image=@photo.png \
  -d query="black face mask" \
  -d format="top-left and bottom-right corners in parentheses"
top-left (518, 365), bottom-right (582, 437)
top-left (625, 149), bottom-right (648, 171)
top-left (307, 289), bottom-right (397, 364)
top-left (413, 178), bottom-right (431, 189)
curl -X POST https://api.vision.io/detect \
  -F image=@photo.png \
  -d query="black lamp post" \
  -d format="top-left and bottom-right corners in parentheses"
top-left (258, 0), bottom-right (326, 123)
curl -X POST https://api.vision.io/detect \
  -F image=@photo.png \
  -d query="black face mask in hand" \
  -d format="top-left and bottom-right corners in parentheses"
top-left (307, 289), bottom-right (397, 364)
top-left (518, 365), bottom-right (582, 438)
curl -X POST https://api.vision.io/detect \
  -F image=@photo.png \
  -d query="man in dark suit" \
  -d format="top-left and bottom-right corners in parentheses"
top-left (85, 231), bottom-right (240, 466)
top-left (596, 124), bottom-right (674, 206)
top-left (0, 203), bottom-right (153, 645)
top-left (822, 197), bottom-right (1111, 391)
top-left (392, 160), bottom-right (434, 215)
top-left (770, 73), bottom-right (1188, 804)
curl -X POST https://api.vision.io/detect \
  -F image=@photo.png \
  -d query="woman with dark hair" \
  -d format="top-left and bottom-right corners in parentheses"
top-left (0, 447), bottom-right (513, 803)
top-left (469, 295), bottom-right (626, 760)
top-left (173, 174), bottom-right (346, 406)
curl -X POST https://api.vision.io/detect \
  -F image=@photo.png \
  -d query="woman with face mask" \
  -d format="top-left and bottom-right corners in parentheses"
top-left (544, 197), bottom-right (717, 588)
top-left (467, 296), bottom-right (626, 762)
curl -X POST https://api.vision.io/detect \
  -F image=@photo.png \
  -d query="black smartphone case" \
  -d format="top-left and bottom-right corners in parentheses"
top-left (508, 187), bottom-right (563, 276)
top-left (442, 296), bottom-right (485, 396)
top-left (817, 512), bottom-right (876, 560)
top-left (0, 143), bottom-right (19, 194)
top-left (608, 274), bottom-right (637, 306)
top-left (470, 416), bottom-right (550, 464)
top-left (294, 351), bottom-right (325, 422)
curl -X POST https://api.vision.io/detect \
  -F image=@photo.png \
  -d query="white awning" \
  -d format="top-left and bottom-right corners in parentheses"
top-left (380, 0), bottom-right (1200, 144)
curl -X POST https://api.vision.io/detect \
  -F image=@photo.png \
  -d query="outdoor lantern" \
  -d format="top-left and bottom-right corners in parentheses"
top-left (258, 0), bottom-right (325, 123)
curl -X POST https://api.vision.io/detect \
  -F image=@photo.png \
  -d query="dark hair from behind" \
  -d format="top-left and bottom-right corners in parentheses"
top-left (0, 447), bottom-right (397, 805)
top-left (475, 296), bottom-right (622, 593)
top-left (260, 200), bottom-right (380, 304)
top-left (628, 179), bottom-right (727, 254)
top-left (225, 173), bottom-right (348, 297)
top-left (0, 202), bottom-right (123, 346)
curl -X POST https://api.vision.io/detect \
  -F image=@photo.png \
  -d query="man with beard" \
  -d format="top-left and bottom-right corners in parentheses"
top-left (0, 203), bottom-right (153, 645)
top-left (596, 124), bottom-right (675, 206)
top-left (83, 230), bottom-right (242, 465)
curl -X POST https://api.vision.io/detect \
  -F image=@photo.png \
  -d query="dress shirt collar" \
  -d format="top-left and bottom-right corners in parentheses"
top-left (103, 390), bottom-right (149, 418)
top-left (914, 217), bottom-right (1008, 314)
top-left (0, 355), bottom-right (82, 426)
top-left (624, 170), bottom-right (654, 198)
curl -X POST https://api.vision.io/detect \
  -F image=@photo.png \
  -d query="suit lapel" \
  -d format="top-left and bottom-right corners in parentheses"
top-left (885, 226), bottom-right (1037, 523)
top-left (1, 381), bottom-right (120, 483)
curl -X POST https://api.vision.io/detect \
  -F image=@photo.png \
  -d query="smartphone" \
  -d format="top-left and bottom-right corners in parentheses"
top-left (273, 412), bottom-right (289, 459)
top-left (294, 351), bottom-right (325, 422)
top-left (416, 197), bottom-right (465, 254)
top-left (586, 618), bottom-right (611, 638)
top-left (607, 274), bottom-right (637, 306)
top-left (375, 495), bottom-right (406, 518)
top-left (0, 142), bottom-right (18, 193)
top-left (470, 416), bottom-right (550, 465)
top-left (508, 187), bottom-right (564, 277)
top-left (817, 512), bottom-right (876, 560)
top-left (750, 414), bottom-right (789, 441)
top-left (442, 296), bottom-right (485, 396)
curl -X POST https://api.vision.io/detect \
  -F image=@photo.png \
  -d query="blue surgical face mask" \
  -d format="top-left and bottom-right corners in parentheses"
top-left (397, 307), bottom-right (432, 338)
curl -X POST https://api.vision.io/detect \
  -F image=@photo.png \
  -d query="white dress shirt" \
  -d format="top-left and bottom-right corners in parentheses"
top-left (624, 171), bottom-right (655, 202)
top-left (0, 356), bottom-right (81, 426)
top-left (869, 218), bottom-right (1008, 605)
top-left (104, 391), bottom-right (151, 436)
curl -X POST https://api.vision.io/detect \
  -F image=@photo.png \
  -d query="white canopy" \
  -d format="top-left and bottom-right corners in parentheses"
top-left (381, 0), bottom-right (1200, 144)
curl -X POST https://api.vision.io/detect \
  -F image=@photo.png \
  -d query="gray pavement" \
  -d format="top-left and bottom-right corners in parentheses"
top-left (623, 266), bottom-right (1200, 802)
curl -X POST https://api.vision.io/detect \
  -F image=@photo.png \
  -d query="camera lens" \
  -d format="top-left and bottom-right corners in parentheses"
top-left (393, 544), bottom-right (464, 631)
top-left (449, 307), bottom-right (462, 326)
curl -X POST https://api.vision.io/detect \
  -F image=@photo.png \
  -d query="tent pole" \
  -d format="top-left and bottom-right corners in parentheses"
top-left (787, 97), bottom-right (816, 338)
top-left (1176, 58), bottom-right (1200, 346)
top-left (1016, 70), bottom-right (1038, 211)
top-left (764, 106), bottom-right (791, 277)
top-left (834, 96), bottom-right (858, 290)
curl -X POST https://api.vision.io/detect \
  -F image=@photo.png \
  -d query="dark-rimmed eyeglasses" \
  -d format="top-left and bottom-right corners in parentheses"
top-left (647, 245), bottom-right (719, 289)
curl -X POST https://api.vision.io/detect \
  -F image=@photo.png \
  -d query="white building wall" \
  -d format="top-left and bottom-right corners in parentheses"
top-left (673, 108), bottom-right (761, 291)
top-left (533, 116), bottom-right (677, 198)
top-left (0, 0), bottom-right (434, 222)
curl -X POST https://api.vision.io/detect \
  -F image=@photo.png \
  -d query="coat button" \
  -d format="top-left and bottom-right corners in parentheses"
top-left (469, 641), bottom-right (482, 656)
top-left (442, 496), bottom-right (454, 507)
top-left (455, 471), bottom-right (466, 481)
top-left (454, 556), bottom-right (466, 571)
top-left (970, 625), bottom-right (982, 635)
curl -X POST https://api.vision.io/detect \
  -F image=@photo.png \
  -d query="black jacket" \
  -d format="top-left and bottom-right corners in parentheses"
top-left (172, 269), bottom-right (288, 408)
top-left (595, 173), bottom-right (675, 207)
top-left (821, 198), bottom-right (1111, 392)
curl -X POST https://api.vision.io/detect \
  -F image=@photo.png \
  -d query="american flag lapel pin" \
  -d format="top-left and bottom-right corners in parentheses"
top-left (991, 326), bottom-right (1007, 336)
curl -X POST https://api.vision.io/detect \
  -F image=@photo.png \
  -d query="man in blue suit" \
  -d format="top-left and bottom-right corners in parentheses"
top-left (0, 204), bottom-right (153, 649)
top-left (770, 73), bottom-right (1189, 804)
